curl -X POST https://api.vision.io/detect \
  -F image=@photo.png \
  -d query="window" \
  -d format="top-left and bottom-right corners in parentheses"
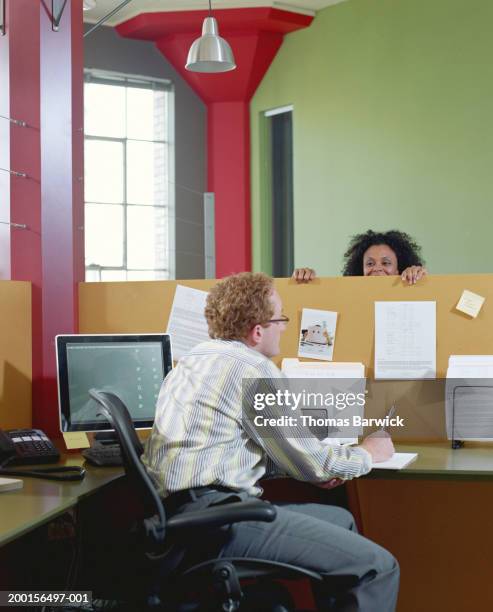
top-left (84, 70), bottom-right (174, 281)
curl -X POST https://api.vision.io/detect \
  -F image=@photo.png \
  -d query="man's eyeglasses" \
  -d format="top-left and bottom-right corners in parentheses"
top-left (267, 315), bottom-right (290, 324)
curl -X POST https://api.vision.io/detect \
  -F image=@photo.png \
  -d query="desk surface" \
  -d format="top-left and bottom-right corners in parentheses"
top-left (368, 441), bottom-right (493, 480)
top-left (0, 453), bottom-right (122, 548)
top-left (2, 442), bottom-right (493, 547)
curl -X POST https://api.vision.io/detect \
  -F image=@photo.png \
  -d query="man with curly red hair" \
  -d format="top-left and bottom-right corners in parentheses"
top-left (143, 272), bottom-right (399, 611)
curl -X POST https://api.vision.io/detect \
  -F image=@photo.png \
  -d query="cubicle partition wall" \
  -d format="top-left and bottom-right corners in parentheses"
top-left (80, 274), bottom-right (493, 611)
top-left (0, 281), bottom-right (32, 430)
top-left (79, 274), bottom-right (493, 371)
top-left (79, 274), bottom-right (493, 442)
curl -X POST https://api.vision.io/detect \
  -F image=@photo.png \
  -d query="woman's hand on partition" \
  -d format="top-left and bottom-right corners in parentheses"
top-left (401, 265), bottom-right (427, 285)
top-left (292, 268), bottom-right (317, 283)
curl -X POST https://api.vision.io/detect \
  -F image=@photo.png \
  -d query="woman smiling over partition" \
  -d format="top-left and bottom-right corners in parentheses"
top-left (293, 229), bottom-right (427, 285)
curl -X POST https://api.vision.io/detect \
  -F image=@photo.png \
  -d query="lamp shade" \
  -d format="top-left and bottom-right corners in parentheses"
top-left (186, 17), bottom-right (236, 73)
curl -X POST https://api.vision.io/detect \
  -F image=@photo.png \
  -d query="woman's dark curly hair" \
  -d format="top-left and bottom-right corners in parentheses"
top-left (342, 230), bottom-right (424, 276)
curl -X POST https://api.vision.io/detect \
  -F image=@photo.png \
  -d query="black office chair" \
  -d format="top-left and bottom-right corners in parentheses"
top-left (89, 388), bottom-right (323, 612)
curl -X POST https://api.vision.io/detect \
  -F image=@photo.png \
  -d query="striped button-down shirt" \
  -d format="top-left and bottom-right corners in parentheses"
top-left (142, 339), bottom-right (372, 498)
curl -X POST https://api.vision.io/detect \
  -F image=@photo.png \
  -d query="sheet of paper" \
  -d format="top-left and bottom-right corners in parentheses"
top-left (375, 301), bottom-right (436, 379)
top-left (298, 308), bottom-right (337, 361)
top-left (447, 354), bottom-right (493, 377)
top-left (456, 289), bottom-right (485, 318)
top-left (449, 355), bottom-right (493, 366)
top-left (167, 285), bottom-right (210, 360)
top-left (62, 431), bottom-right (90, 450)
top-left (372, 452), bottom-right (418, 470)
top-left (282, 358), bottom-right (365, 378)
top-left (0, 477), bottom-right (23, 492)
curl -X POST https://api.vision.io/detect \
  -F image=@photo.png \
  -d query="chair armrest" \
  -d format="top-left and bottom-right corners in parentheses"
top-left (166, 499), bottom-right (277, 533)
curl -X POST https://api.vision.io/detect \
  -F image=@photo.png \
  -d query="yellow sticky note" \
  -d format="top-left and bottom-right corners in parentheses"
top-left (456, 289), bottom-right (485, 318)
top-left (63, 431), bottom-right (91, 450)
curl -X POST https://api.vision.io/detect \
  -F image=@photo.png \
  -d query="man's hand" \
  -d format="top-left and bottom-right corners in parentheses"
top-left (292, 268), bottom-right (316, 283)
top-left (401, 265), bottom-right (427, 285)
top-left (360, 431), bottom-right (395, 463)
top-left (316, 477), bottom-right (344, 489)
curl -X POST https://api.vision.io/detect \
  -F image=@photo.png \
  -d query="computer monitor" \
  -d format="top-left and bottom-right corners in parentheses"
top-left (56, 334), bottom-right (173, 433)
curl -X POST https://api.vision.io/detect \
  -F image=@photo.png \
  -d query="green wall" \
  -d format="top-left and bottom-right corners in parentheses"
top-left (251, 0), bottom-right (493, 276)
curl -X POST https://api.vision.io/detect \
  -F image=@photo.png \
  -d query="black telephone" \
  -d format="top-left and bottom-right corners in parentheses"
top-left (0, 428), bottom-right (60, 466)
top-left (0, 428), bottom-right (85, 481)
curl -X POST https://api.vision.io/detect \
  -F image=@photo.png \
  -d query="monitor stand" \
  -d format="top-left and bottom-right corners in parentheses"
top-left (93, 431), bottom-right (118, 445)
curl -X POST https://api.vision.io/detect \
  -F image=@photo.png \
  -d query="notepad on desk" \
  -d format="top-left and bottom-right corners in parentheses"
top-left (0, 477), bottom-right (23, 492)
top-left (372, 453), bottom-right (418, 470)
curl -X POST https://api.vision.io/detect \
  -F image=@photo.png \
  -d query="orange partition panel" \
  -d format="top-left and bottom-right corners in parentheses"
top-left (79, 274), bottom-right (493, 440)
top-left (0, 281), bottom-right (32, 429)
top-left (79, 274), bottom-right (493, 376)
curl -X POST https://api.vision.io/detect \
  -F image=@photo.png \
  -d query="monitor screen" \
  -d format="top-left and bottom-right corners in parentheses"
top-left (56, 334), bottom-right (173, 432)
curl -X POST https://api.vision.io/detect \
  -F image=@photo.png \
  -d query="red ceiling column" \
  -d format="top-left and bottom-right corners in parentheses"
top-left (117, 8), bottom-right (313, 277)
top-left (1, 0), bottom-right (84, 435)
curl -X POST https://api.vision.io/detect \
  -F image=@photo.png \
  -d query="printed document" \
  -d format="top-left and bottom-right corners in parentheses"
top-left (167, 285), bottom-right (210, 360)
top-left (375, 301), bottom-right (436, 379)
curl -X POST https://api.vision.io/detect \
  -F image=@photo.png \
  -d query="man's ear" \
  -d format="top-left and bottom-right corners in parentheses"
top-left (246, 324), bottom-right (263, 348)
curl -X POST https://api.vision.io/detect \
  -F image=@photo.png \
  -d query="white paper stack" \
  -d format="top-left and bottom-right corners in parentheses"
top-left (281, 359), bottom-right (365, 444)
top-left (447, 355), bottom-right (493, 378)
top-left (281, 359), bottom-right (365, 379)
top-left (446, 355), bottom-right (493, 441)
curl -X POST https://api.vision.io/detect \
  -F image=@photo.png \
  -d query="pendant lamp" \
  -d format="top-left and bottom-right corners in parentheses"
top-left (186, 0), bottom-right (236, 73)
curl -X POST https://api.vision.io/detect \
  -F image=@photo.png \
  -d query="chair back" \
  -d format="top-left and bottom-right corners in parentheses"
top-left (89, 388), bottom-right (166, 547)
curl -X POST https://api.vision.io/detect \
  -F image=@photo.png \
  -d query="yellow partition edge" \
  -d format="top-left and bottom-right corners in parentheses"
top-left (0, 281), bottom-right (32, 430)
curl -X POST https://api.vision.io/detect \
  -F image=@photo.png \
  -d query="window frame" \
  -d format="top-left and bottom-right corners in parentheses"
top-left (83, 69), bottom-right (175, 281)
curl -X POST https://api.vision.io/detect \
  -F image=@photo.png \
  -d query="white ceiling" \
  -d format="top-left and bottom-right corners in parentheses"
top-left (83, 0), bottom-right (348, 25)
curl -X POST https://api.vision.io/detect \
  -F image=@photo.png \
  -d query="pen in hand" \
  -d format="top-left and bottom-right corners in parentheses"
top-left (381, 404), bottom-right (396, 434)
top-left (360, 408), bottom-right (396, 461)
